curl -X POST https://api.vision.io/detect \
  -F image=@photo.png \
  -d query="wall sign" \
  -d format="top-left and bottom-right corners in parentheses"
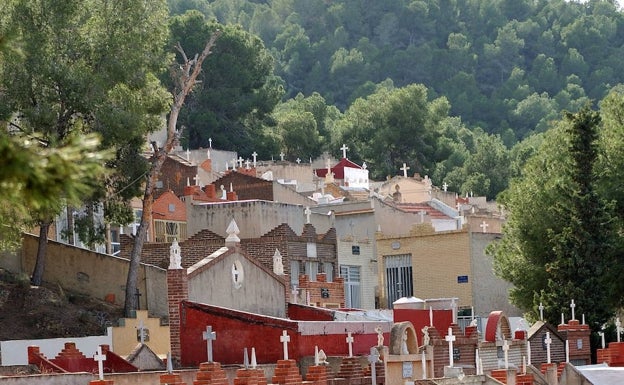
top-left (457, 275), bottom-right (468, 283)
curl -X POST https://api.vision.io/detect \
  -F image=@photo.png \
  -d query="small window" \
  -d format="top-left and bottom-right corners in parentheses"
top-left (352, 245), bottom-right (360, 255)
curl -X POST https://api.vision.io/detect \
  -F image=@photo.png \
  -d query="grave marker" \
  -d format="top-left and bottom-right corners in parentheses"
top-left (340, 144), bottom-right (349, 159)
top-left (368, 347), bottom-right (380, 385)
top-left (502, 339), bottom-right (509, 369)
top-left (280, 330), bottom-right (290, 360)
top-left (445, 328), bottom-right (456, 367)
top-left (94, 346), bottom-right (106, 381)
top-left (539, 302), bottom-right (544, 321)
top-left (570, 299), bottom-right (576, 320)
top-left (400, 163), bottom-right (410, 178)
top-left (203, 325), bottom-right (216, 362)
top-left (252, 151), bottom-right (257, 167)
top-left (346, 332), bottom-right (354, 358)
top-left (545, 332), bottom-right (552, 364)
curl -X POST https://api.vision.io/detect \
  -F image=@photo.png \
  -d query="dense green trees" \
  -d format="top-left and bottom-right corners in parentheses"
top-left (491, 101), bottom-right (623, 332)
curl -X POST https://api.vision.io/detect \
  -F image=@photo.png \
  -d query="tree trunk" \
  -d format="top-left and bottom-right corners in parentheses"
top-left (31, 220), bottom-right (51, 286)
top-left (123, 32), bottom-right (221, 317)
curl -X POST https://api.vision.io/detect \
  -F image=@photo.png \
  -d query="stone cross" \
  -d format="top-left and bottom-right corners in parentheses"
top-left (480, 221), bottom-right (489, 233)
top-left (238, 156), bottom-right (244, 168)
top-left (502, 339), bottom-right (510, 369)
top-left (429, 306), bottom-right (433, 327)
top-left (443, 182), bottom-right (448, 192)
top-left (280, 330), bottom-right (290, 360)
top-left (368, 347), bottom-right (380, 385)
top-left (296, 158), bottom-right (301, 164)
top-left (539, 302), bottom-right (544, 321)
top-left (362, 161), bottom-right (367, 169)
top-left (252, 152), bottom-right (258, 167)
top-left (208, 137), bottom-right (212, 148)
top-left (346, 332), bottom-right (354, 357)
top-left (231, 158), bottom-right (237, 170)
top-left (279, 152), bottom-right (285, 161)
top-left (570, 299), bottom-right (576, 320)
top-left (445, 327), bottom-right (456, 367)
top-left (400, 163), bottom-right (410, 178)
top-left (340, 144), bottom-right (349, 158)
top-left (245, 159), bottom-right (250, 169)
top-left (561, 313), bottom-right (565, 325)
top-left (193, 174), bottom-right (200, 186)
top-left (203, 325), bottom-right (216, 362)
top-left (617, 318), bottom-right (622, 343)
top-left (582, 314), bottom-right (585, 325)
top-left (544, 332), bottom-right (552, 364)
top-left (304, 206), bottom-right (311, 224)
top-left (94, 346), bottom-right (106, 381)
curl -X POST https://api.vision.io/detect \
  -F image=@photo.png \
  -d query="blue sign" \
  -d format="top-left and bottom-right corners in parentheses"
top-left (457, 275), bottom-right (469, 283)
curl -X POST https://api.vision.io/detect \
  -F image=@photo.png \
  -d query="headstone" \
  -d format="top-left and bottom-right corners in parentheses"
top-left (273, 249), bottom-right (284, 275)
top-left (304, 206), bottom-right (311, 224)
top-left (346, 332), bottom-right (354, 358)
top-left (245, 159), bottom-right (250, 169)
top-left (502, 339), bottom-right (509, 369)
top-left (203, 325), bottom-right (217, 362)
top-left (445, 328), bottom-right (456, 367)
top-left (296, 158), bottom-right (301, 164)
top-left (279, 152), bottom-right (285, 161)
top-left (280, 330), bottom-right (290, 360)
top-left (238, 156), bottom-right (244, 168)
top-left (368, 347), bottom-right (380, 385)
top-left (208, 137), bottom-right (212, 148)
top-left (443, 182), bottom-right (448, 192)
top-left (314, 346), bottom-right (320, 366)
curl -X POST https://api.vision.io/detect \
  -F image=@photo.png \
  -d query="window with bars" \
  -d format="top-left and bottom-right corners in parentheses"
top-left (384, 254), bottom-right (413, 308)
top-left (154, 220), bottom-right (187, 242)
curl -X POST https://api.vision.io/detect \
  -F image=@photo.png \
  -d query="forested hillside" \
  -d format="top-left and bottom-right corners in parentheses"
top-left (166, 0), bottom-right (624, 198)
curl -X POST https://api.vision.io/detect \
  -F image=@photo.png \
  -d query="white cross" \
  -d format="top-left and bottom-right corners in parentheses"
top-left (368, 347), bottom-right (380, 384)
top-left (193, 174), bottom-right (200, 186)
top-left (203, 325), bottom-right (216, 362)
top-left (527, 341), bottom-right (531, 366)
top-left (296, 158), bottom-right (301, 164)
top-left (237, 156), bottom-right (244, 168)
top-left (346, 332), bottom-right (354, 358)
top-left (279, 152), bottom-right (285, 161)
top-left (539, 302), bottom-right (544, 321)
top-left (419, 210), bottom-right (426, 223)
top-left (502, 339), bottom-right (510, 369)
top-left (565, 340), bottom-right (569, 363)
top-left (340, 144), bottom-right (349, 159)
top-left (599, 331), bottom-right (605, 349)
top-left (304, 206), bottom-right (311, 224)
top-left (251, 347), bottom-right (257, 369)
top-left (94, 346), bottom-right (106, 380)
top-left (570, 299), bottom-right (576, 320)
top-left (443, 182), bottom-right (448, 192)
top-left (280, 330), bottom-right (290, 360)
top-left (186, 148), bottom-right (191, 161)
top-left (480, 221), bottom-right (489, 233)
top-left (544, 332), bottom-right (552, 364)
top-left (231, 158), bottom-right (237, 170)
top-left (445, 327), bottom-right (456, 367)
top-left (225, 161), bottom-right (228, 171)
top-left (208, 137), bottom-right (212, 148)
top-left (400, 163), bottom-right (410, 178)
top-left (561, 313), bottom-right (565, 325)
top-left (252, 152), bottom-right (258, 167)
top-left (245, 159), bottom-right (250, 169)
top-left (206, 149), bottom-right (211, 159)
top-left (617, 318), bottom-right (622, 343)
top-left (475, 349), bottom-right (481, 375)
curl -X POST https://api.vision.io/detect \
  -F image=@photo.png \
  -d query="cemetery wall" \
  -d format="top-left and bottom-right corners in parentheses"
top-left (256, 163), bottom-right (314, 185)
top-left (20, 234), bottom-right (167, 317)
top-left (469, 233), bottom-right (522, 317)
top-left (0, 250), bottom-right (21, 274)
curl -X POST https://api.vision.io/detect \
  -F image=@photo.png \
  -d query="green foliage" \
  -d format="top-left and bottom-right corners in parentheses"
top-left (491, 103), bottom-right (621, 333)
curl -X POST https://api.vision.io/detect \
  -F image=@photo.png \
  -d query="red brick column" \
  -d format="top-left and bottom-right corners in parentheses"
top-left (89, 380), bottom-right (114, 385)
top-left (194, 362), bottom-right (229, 385)
top-left (160, 372), bottom-right (187, 384)
top-left (271, 359), bottom-right (303, 385)
top-left (168, 268), bottom-right (189, 367)
top-left (306, 365), bottom-right (329, 385)
top-left (234, 368), bottom-right (268, 385)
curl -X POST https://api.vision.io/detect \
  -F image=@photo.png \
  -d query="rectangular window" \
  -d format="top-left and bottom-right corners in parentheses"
top-left (340, 265), bottom-right (361, 308)
top-left (352, 245), bottom-right (360, 255)
top-left (154, 220), bottom-right (187, 243)
top-left (323, 262), bottom-right (334, 281)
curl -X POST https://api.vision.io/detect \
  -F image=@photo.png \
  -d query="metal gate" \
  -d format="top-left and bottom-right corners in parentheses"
top-left (384, 254), bottom-right (413, 308)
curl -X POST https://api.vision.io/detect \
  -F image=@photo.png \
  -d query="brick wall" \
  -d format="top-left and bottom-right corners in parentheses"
top-left (298, 274), bottom-right (345, 308)
top-left (157, 157), bottom-right (197, 198)
top-left (167, 268), bottom-right (188, 367)
top-left (557, 319), bottom-right (591, 364)
top-left (212, 171), bottom-right (273, 201)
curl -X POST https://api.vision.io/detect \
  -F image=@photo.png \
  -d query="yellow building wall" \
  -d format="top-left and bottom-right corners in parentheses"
top-left (377, 228), bottom-right (473, 309)
top-left (112, 310), bottom-right (170, 359)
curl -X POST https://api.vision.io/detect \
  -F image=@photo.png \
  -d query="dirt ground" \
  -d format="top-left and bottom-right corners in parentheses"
top-left (0, 268), bottom-right (123, 341)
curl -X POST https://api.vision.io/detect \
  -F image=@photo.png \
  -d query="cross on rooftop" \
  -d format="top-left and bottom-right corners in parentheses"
top-left (208, 138), bottom-right (212, 148)
top-left (544, 332), bottom-right (552, 364)
top-left (539, 302), bottom-right (544, 321)
top-left (238, 156), bottom-right (244, 168)
top-left (251, 347), bottom-right (257, 369)
top-left (279, 152), bottom-right (285, 161)
top-left (94, 346), bottom-right (106, 380)
top-left (480, 221), bottom-right (489, 233)
top-left (445, 327), bottom-right (456, 367)
top-left (193, 174), bottom-right (200, 186)
top-left (231, 158), bottom-right (237, 170)
top-left (502, 339), bottom-right (510, 369)
top-left (570, 299), bottom-right (576, 320)
top-left (203, 325), bottom-right (217, 362)
top-left (340, 144), bottom-right (349, 159)
top-left (280, 330), bottom-right (290, 360)
top-left (429, 306), bottom-right (433, 327)
top-left (443, 182), bottom-right (448, 192)
top-left (400, 163), bottom-right (410, 178)
top-left (346, 332), bottom-right (354, 358)
top-left (599, 331), bottom-right (605, 349)
top-left (252, 151), bottom-right (258, 167)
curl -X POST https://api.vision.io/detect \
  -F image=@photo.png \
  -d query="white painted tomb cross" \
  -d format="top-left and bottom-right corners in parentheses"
top-left (400, 163), bottom-right (410, 178)
top-left (314, 346), bottom-right (320, 366)
top-left (340, 144), bottom-right (349, 159)
top-left (281, 330), bottom-right (291, 360)
top-left (545, 332), bottom-right (552, 364)
top-left (346, 332), bottom-right (354, 357)
top-left (203, 325), bottom-right (217, 362)
top-left (245, 159), bottom-right (250, 169)
top-left (527, 341), bottom-right (531, 366)
top-left (368, 347), bottom-right (380, 385)
top-left (304, 206), bottom-right (312, 224)
top-left (480, 220), bottom-right (489, 233)
top-left (208, 137), bottom-right (212, 148)
top-left (502, 339), bottom-right (510, 369)
top-left (565, 340), bottom-right (569, 363)
top-left (252, 151), bottom-right (258, 167)
top-left (599, 331), bottom-right (605, 349)
top-left (445, 327), bottom-right (456, 367)
top-left (443, 182), bottom-right (448, 192)
top-left (296, 158), bottom-right (301, 164)
top-left (539, 302), bottom-right (544, 321)
top-left (94, 346), bottom-right (106, 381)
top-left (617, 318), bottom-right (622, 343)
top-left (279, 152), bottom-right (285, 161)
top-left (570, 299), bottom-right (576, 320)
top-left (238, 156), bottom-right (244, 168)
top-left (429, 306), bottom-right (433, 327)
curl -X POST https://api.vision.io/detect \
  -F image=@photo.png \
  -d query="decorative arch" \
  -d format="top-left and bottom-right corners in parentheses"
top-left (484, 310), bottom-right (512, 342)
top-left (389, 321), bottom-right (418, 355)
